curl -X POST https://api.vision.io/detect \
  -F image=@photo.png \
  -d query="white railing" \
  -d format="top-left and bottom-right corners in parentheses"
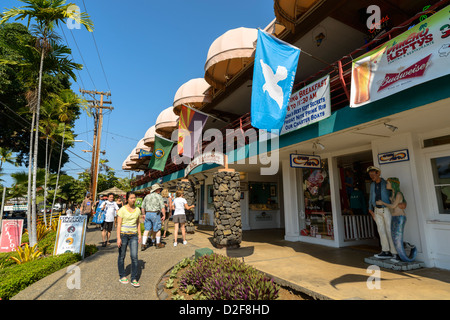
top-left (344, 215), bottom-right (375, 241)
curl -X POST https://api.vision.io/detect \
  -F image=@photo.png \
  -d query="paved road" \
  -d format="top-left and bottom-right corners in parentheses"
top-left (12, 223), bottom-right (198, 300)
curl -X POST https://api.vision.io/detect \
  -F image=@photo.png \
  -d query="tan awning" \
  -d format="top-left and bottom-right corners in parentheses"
top-left (274, 0), bottom-right (320, 33)
top-left (204, 27), bottom-right (257, 89)
top-left (123, 155), bottom-right (135, 170)
top-left (173, 78), bottom-right (212, 116)
top-left (155, 106), bottom-right (179, 138)
top-left (143, 125), bottom-right (156, 148)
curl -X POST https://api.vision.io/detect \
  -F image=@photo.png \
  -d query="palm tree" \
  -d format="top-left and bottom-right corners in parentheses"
top-left (1, 0), bottom-right (93, 246)
top-left (50, 89), bottom-right (86, 225)
top-left (0, 147), bottom-right (16, 170)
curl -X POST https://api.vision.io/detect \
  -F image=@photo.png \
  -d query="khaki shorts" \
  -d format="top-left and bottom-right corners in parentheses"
top-left (173, 214), bottom-right (186, 224)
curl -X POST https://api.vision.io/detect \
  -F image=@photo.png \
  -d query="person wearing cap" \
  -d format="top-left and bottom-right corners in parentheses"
top-left (367, 166), bottom-right (397, 259)
top-left (140, 183), bottom-right (166, 250)
top-left (81, 193), bottom-right (93, 229)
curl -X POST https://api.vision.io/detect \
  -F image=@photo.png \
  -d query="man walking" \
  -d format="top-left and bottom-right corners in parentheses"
top-left (141, 184), bottom-right (166, 250)
top-left (101, 193), bottom-right (119, 247)
top-left (80, 193), bottom-right (93, 229)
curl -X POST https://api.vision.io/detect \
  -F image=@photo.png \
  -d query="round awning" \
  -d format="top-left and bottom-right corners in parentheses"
top-left (204, 27), bottom-right (257, 89)
top-left (122, 159), bottom-right (132, 170)
top-left (173, 78), bottom-right (212, 116)
top-left (134, 138), bottom-right (151, 154)
top-left (155, 106), bottom-right (179, 138)
top-left (143, 125), bottom-right (156, 148)
top-left (274, 0), bottom-right (319, 33)
top-left (122, 155), bottom-right (134, 170)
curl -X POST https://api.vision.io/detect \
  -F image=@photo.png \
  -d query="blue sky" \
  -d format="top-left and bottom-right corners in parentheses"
top-left (1, 0), bottom-right (275, 187)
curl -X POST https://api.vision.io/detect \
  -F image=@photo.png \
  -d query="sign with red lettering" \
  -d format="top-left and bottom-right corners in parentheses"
top-left (0, 219), bottom-right (24, 252)
top-left (351, 5), bottom-right (450, 108)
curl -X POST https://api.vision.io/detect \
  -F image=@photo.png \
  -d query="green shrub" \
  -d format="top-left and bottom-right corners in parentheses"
top-left (84, 244), bottom-right (98, 257)
top-left (179, 254), bottom-right (280, 300)
top-left (0, 252), bottom-right (81, 300)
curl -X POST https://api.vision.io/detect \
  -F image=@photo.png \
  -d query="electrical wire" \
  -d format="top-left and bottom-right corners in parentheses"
top-left (81, 0), bottom-right (112, 92)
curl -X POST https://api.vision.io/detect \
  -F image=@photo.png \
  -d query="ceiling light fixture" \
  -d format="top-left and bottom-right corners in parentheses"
top-left (313, 141), bottom-right (325, 150)
top-left (384, 123), bottom-right (398, 132)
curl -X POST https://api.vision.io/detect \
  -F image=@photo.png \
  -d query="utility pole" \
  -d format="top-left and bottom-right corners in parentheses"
top-left (79, 89), bottom-right (113, 203)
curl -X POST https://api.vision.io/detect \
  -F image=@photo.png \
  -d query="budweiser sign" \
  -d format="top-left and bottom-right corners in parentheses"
top-left (378, 54), bottom-right (431, 91)
top-left (350, 5), bottom-right (450, 108)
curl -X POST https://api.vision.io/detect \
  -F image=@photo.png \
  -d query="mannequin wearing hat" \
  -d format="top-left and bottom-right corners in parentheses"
top-left (368, 166), bottom-right (398, 259)
top-left (376, 177), bottom-right (417, 262)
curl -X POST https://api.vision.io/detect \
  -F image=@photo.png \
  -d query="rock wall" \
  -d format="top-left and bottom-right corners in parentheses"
top-left (213, 171), bottom-right (242, 248)
top-left (176, 180), bottom-right (196, 233)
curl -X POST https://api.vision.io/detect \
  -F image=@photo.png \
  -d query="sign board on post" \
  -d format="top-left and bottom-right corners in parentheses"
top-left (290, 154), bottom-right (322, 169)
top-left (53, 215), bottom-right (87, 258)
top-left (350, 5), bottom-right (450, 108)
top-left (281, 74), bottom-right (331, 135)
top-left (0, 219), bottom-right (24, 252)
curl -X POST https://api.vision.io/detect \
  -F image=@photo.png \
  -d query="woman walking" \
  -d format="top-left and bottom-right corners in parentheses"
top-left (161, 189), bottom-right (172, 239)
top-left (172, 190), bottom-right (195, 246)
top-left (117, 191), bottom-right (142, 287)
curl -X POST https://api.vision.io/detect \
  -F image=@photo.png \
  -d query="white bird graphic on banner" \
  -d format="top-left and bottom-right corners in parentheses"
top-left (260, 59), bottom-right (288, 109)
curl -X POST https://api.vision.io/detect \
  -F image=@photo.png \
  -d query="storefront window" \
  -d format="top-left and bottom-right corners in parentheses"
top-left (300, 159), bottom-right (333, 240)
top-left (249, 182), bottom-right (278, 210)
top-left (431, 156), bottom-right (450, 214)
top-left (207, 185), bottom-right (214, 209)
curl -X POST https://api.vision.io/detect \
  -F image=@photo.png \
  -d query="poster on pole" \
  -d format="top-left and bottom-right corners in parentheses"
top-left (0, 219), bottom-right (24, 252)
top-left (53, 215), bottom-right (87, 258)
top-left (350, 5), bottom-right (450, 108)
top-left (281, 74), bottom-right (331, 135)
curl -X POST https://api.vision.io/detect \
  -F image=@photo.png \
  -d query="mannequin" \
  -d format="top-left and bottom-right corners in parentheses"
top-left (376, 177), bottom-right (417, 262)
top-left (367, 166), bottom-right (397, 259)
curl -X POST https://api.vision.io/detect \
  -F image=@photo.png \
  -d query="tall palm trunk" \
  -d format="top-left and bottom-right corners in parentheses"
top-left (27, 111), bottom-right (35, 235)
top-left (50, 124), bottom-right (65, 226)
top-left (42, 136), bottom-right (48, 228)
top-left (30, 46), bottom-right (45, 246)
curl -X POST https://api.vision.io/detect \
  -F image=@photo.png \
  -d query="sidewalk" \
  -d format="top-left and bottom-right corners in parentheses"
top-left (192, 228), bottom-right (450, 300)
top-left (12, 222), bottom-right (197, 300)
top-left (11, 224), bottom-right (450, 300)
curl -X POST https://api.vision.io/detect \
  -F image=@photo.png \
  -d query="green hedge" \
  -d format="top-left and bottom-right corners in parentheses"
top-left (0, 252), bottom-right (82, 300)
top-left (0, 229), bottom-right (98, 300)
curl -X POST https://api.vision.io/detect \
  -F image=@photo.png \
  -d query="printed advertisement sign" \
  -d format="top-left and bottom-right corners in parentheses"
top-left (378, 149), bottom-right (410, 165)
top-left (0, 219), bottom-right (24, 253)
top-left (53, 215), bottom-right (87, 258)
top-left (281, 74), bottom-right (331, 135)
top-left (350, 5), bottom-right (450, 108)
top-left (290, 154), bottom-right (322, 169)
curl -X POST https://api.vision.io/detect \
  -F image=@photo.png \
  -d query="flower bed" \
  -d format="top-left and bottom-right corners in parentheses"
top-left (159, 253), bottom-right (311, 300)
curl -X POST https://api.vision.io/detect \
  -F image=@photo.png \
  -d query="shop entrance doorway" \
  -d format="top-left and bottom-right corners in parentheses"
top-left (336, 151), bottom-right (378, 245)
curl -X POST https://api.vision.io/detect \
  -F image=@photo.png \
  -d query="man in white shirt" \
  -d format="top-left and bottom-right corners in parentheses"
top-left (101, 193), bottom-right (119, 247)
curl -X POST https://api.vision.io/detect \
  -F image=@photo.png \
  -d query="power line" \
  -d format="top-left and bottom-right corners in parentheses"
top-left (81, 0), bottom-right (111, 92)
top-left (105, 131), bottom-right (139, 142)
top-left (0, 99), bottom-right (91, 170)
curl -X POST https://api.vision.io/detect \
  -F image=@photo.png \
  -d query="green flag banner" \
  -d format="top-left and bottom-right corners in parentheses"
top-left (148, 135), bottom-right (175, 172)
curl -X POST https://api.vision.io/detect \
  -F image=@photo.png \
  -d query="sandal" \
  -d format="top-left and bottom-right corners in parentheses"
top-left (119, 278), bottom-right (129, 284)
top-left (131, 280), bottom-right (140, 287)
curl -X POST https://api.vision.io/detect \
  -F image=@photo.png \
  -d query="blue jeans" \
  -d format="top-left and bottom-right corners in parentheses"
top-left (144, 212), bottom-right (161, 231)
top-left (118, 233), bottom-right (139, 281)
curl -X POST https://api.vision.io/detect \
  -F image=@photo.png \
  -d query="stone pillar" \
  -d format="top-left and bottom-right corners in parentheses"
top-left (176, 179), bottom-right (196, 233)
top-left (213, 170), bottom-right (242, 248)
